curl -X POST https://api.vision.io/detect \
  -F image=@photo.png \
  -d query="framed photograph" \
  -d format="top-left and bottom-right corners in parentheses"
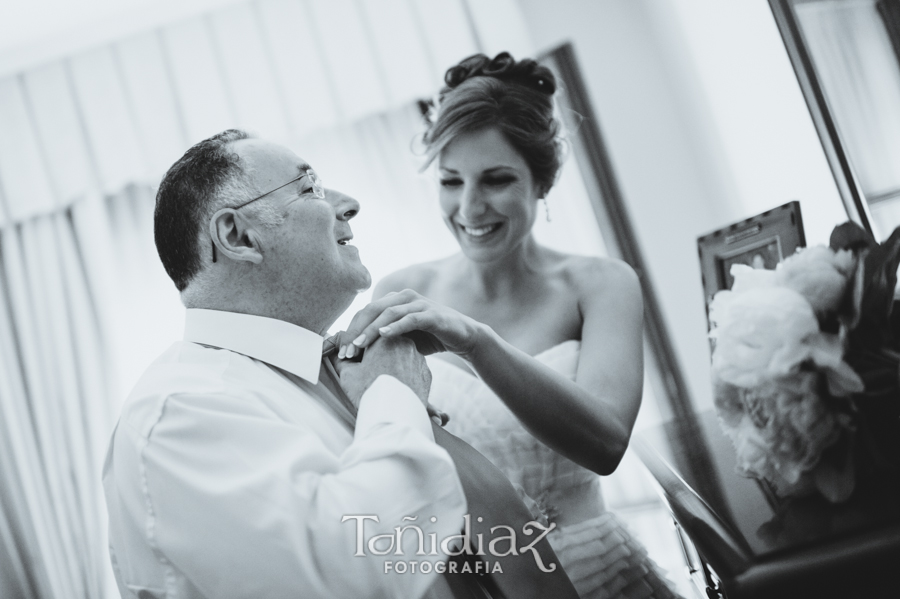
top-left (697, 201), bottom-right (806, 327)
top-left (717, 236), bottom-right (784, 290)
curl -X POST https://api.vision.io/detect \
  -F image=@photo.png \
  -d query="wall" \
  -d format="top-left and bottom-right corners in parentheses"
top-left (663, 0), bottom-right (849, 242)
top-left (516, 0), bottom-right (850, 411)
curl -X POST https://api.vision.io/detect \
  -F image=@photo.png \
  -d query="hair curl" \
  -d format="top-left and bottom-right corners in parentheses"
top-left (423, 52), bottom-right (562, 196)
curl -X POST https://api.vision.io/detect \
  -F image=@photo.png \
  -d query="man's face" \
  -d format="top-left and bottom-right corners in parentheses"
top-left (232, 138), bottom-right (371, 301)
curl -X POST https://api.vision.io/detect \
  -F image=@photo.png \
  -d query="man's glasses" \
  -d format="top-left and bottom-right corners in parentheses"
top-left (232, 168), bottom-right (325, 210)
top-left (212, 168), bottom-right (325, 262)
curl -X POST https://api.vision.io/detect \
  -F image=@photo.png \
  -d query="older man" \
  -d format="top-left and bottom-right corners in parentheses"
top-left (102, 130), bottom-right (577, 599)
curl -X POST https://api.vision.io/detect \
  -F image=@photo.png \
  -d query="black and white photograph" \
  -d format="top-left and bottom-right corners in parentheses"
top-left (0, 1), bottom-right (898, 598)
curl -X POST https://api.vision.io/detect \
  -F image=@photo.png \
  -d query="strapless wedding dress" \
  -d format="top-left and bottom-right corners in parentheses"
top-left (427, 340), bottom-right (679, 599)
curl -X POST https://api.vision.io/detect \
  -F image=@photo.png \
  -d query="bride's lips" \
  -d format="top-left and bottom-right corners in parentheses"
top-left (457, 222), bottom-right (503, 241)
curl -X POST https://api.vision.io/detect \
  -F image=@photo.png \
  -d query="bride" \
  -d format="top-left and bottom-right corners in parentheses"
top-left (338, 52), bottom-right (679, 599)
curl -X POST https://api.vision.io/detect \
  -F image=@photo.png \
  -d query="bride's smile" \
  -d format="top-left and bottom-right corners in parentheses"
top-left (438, 127), bottom-right (541, 261)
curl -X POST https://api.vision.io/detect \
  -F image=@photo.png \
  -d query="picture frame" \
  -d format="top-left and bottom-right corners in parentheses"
top-left (697, 201), bottom-right (806, 328)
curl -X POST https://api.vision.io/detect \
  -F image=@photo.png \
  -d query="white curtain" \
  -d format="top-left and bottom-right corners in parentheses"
top-left (0, 210), bottom-right (114, 599)
top-left (0, 186), bottom-right (182, 598)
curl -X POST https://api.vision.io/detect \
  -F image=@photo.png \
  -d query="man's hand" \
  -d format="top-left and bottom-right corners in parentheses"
top-left (338, 289), bottom-right (486, 360)
top-left (332, 336), bottom-right (432, 408)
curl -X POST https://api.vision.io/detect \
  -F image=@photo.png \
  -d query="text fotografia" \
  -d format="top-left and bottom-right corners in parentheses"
top-left (341, 514), bottom-right (557, 574)
top-left (385, 559), bottom-right (501, 575)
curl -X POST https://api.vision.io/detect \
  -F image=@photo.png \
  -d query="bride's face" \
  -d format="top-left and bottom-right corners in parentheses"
top-left (437, 127), bottom-right (540, 262)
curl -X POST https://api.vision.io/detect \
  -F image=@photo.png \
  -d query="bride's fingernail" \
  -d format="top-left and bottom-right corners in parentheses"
top-left (338, 345), bottom-right (346, 359)
top-left (379, 326), bottom-right (392, 335)
top-left (346, 345), bottom-right (356, 359)
top-left (352, 334), bottom-right (366, 346)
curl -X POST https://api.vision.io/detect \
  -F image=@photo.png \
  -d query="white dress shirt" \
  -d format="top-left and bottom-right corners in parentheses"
top-left (102, 308), bottom-right (467, 599)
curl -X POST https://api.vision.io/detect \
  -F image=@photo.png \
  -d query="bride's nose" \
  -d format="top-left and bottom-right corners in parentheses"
top-left (458, 186), bottom-right (487, 221)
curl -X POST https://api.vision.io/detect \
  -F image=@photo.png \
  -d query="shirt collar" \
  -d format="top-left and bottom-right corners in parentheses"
top-left (184, 308), bottom-right (323, 383)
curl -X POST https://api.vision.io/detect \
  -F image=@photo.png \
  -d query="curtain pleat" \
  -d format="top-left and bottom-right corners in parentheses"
top-left (0, 77), bottom-right (56, 223)
top-left (68, 49), bottom-right (147, 195)
top-left (161, 16), bottom-right (239, 144)
top-left (358, 0), bottom-right (438, 105)
top-left (0, 490), bottom-right (34, 599)
top-left (0, 208), bottom-right (139, 599)
top-left (18, 218), bottom-right (92, 598)
top-left (255, 0), bottom-right (342, 135)
top-left (54, 213), bottom-right (110, 599)
top-left (209, 3), bottom-right (292, 141)
top-left (21, 63), bottom-right (96, 205)
top-left (2, 225), bottom-right (80, 599)
top-left (0, 255), bottom-right (48, 599)
top-left (115, 32), bottom-right (190, 175)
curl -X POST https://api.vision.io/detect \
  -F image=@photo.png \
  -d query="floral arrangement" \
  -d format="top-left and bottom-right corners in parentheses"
top-left (708, 222), bottom-right (900, 503)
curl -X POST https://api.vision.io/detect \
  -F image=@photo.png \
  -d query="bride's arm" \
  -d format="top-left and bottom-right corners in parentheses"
top-left (465, 260), bottom-right (642, 475)
top-left (340, 260), bottom-right (644, 476)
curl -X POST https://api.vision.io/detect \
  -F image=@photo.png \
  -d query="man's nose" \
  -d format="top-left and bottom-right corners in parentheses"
top-left (327, 189), bottom-right (360, 221)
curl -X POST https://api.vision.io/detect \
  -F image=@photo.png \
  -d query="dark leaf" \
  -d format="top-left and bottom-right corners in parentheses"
top-left (830, 221), bottom-right (876, 252)
top-left (892, 301), bottom-right (900, 351)
top-left (847, 226), bottom-right (900, 353)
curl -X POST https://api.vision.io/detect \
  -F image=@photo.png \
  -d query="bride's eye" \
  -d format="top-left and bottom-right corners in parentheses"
top-left (440, 178), bottom-right (463, 188)
top-left (483, 175), bottom-right (516, 187)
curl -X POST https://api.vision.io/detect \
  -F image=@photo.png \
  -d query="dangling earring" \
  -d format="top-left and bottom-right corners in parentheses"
top-left (541, 197), bottom-right (551, 222)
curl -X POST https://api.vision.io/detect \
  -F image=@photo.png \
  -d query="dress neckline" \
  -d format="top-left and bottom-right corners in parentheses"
top-left (429, 339), bottom-right (581, 378)
top-left (532, 338), bottom-right (581, 360)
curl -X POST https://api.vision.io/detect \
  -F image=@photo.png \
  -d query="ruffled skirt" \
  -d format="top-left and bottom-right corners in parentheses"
top-left (548, 512), bottom-right (682, 599)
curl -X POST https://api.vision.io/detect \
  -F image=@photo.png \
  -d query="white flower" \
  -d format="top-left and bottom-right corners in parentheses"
top-left (729, 263), bottom-right (777, 293)
top-left (710, 287), bottom-right (819, 387)
top-left (709, 286), bottom-right (863, 395)
top-left (714, 374), bottom-right (854, 498)
top-left (775, 246), bottom-right (856, 317)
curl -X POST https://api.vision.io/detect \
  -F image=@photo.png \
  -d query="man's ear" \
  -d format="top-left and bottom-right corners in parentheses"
top-left (209, 209), bottom-right (264, 265)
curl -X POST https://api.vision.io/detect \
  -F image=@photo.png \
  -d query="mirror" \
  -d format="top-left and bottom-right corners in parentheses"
top-left (770, 0), bottom-right (900, 240)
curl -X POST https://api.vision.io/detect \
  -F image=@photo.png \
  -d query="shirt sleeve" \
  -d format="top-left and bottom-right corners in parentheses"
top-left (355, 375), bottom-right (435, 441)
top-left (112, 381), bottom-right (467, 599)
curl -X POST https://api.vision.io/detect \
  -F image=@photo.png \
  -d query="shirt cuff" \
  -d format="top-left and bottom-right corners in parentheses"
top-left (355, 375), bottom-right (435, 442)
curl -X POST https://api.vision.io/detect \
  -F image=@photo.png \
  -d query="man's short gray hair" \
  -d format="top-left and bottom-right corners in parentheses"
top-left (154, 129), bottom-right (285, 292)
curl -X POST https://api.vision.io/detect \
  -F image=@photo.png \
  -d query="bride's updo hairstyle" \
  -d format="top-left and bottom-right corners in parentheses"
top-left (423, 52), bottom-right (563, 197)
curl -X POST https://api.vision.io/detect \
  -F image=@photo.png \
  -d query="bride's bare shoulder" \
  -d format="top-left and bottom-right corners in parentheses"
top-left (373, 257), bottom-right (454, 300)
top-left (556, 254), bottom-right (640, 300)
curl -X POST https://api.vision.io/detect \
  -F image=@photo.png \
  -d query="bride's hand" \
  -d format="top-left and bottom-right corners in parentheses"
top-left (339, 290), bottom-right (484, 359)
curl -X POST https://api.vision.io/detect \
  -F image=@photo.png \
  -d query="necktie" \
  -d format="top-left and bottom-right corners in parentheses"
top-left (319, 354), bottom-right (579, 599)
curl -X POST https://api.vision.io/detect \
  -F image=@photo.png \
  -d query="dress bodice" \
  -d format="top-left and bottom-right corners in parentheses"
top-left (427, 340), bottom-right (682, 599)
top-left (427, 340), bottom-right (598, 521)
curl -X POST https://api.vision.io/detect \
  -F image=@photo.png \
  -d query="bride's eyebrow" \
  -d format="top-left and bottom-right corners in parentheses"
top-left (482, 166), bottom-right (515, 173)
top-left (439, 165), bottom-right (516, 175)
